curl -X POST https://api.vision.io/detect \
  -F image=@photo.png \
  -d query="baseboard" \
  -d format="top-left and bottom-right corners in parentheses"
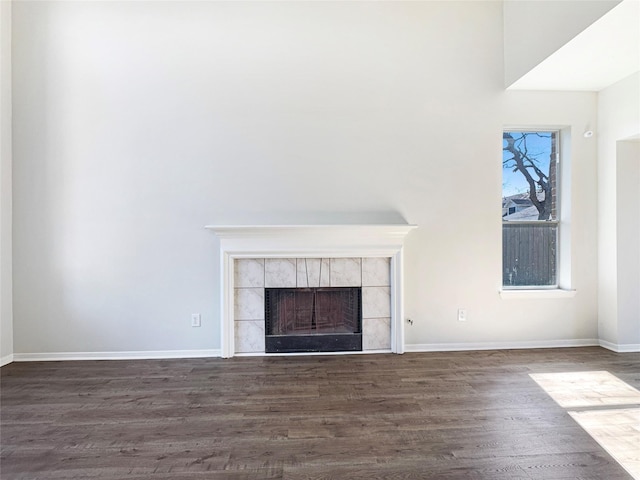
top-left (404, 338), bottom-right (600, 353)
top-left (599, 340), bottom-right (640, 353)
top-left (11, 349), bottom-right (222, 362)
top-left (0, 354), bottom-right (14, 367)
top-left (8, 341), bottom-right (635, 362)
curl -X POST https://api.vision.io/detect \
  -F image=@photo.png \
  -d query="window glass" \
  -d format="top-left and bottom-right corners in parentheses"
top-left (502, 131), bottom-right (558, 287)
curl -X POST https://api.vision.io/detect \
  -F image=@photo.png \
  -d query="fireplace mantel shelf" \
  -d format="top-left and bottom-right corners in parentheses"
top-left (206, 224), bottom-right (417, 250)
top-left (206, 224), bottom-right (416, 234)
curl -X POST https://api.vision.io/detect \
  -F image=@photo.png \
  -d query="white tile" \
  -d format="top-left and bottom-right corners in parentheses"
top-left (234, 259), bottom-right (264, 288)
top-left (234, 288), bottom-right (264, 320)
top-left (362, 286), bottom-right (391, 318)
top-left (234, 320), bottom-right (265, 353)
top-left (265, 258), bottom-right (297, 288)
top-left (319, 258), bottom-right (330, 287)
top-left (362, 257), bottom-right (390, 287)
top-left (296, 258), bottom-right (313, 288)
top-left (296, 258), bottom-right (330, 288)
top-left (296, 258), bottom-right (307, 287)
top-left (362, 317), bottom-right (391, 350)
top-left (330, 258), bottom-right (361, 287)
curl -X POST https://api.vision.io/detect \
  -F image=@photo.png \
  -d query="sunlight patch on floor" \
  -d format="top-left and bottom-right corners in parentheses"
top-left (570, 408), bottom-right (640, 479)
top-left (530, 370), bottom-right (640, 479)
top-left (529, 371), bottom-right (640, 408)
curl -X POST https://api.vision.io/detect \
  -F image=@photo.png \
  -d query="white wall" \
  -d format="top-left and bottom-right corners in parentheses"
top-left (12, 1), bottom-right (600, 356)
top-left (0, 0), bottom-right (13, 365)
top-left (616, 140), bottom-right (640, 347)
top-left (412, 89), bottom-right (599, 348)
top-left (598, 72), bottom-right (640, 349)
top-left (503, 0), bottom-right (620, 87)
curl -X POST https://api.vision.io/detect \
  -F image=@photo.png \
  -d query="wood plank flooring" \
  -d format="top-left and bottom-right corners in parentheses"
top-left (1, 347), bottom-right (639, 479)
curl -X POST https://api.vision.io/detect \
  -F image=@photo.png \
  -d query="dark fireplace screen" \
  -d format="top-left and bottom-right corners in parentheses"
top-left (264, 287), bottom-right (362, 353)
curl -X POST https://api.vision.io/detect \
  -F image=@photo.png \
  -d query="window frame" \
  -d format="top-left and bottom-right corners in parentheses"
top-left (502, 129), bottom-right (561, 290)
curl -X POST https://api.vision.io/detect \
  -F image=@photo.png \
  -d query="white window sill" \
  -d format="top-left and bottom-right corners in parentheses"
top-left (499, 289), bottom-right (576, 300)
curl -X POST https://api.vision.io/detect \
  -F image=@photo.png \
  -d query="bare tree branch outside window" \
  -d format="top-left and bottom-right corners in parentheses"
top-left (502, 132), bottom-right (555, 221)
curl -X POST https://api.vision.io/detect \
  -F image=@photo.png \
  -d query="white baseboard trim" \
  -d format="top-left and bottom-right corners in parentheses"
top-left (405, 339), bottom-right (600, 353)
top-left (11, 349), bottom-right (222, 362)
top-left (599, 340), bottom-right (640, 353)
top-left (8, 341), bottom-right (635, 362)
top-left (1, 354), bottom-right (14, 367)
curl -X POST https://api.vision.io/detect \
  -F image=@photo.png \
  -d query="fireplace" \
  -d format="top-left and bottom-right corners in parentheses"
top-left (206, 224), bottom-right (417, 357)
top-left (265, 287), bottom-right (362, 353)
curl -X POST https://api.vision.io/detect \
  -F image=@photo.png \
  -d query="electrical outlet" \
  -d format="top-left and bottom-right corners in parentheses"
top-left (191, 313), bottom-right (201, 327)
top-left (457, 309), bottom-right (467, 322)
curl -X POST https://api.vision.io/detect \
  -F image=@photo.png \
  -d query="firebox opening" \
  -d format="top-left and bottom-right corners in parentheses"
top-left (264, 287), bottom-right (362, 353)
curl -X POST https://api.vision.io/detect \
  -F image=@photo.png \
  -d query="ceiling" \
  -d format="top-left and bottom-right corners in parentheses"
top-left (508, 0), bottom-right (640, 91)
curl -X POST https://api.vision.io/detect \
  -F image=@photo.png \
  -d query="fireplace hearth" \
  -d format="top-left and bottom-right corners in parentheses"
top-left (265, 287), bottom-right (362, 353)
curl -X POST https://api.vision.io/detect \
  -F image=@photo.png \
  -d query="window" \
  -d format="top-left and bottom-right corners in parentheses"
top-left (502, 130), bottom-right (559, 288)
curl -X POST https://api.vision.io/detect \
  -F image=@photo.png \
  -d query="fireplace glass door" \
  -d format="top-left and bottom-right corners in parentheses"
top-left (264, 287), bottom-right (362, 353)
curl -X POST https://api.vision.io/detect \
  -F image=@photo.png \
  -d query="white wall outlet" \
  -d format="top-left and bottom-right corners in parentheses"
top-left (457, 309), bottom-right (467, 322)
top-left (191, 313), bottom-right (201, 327)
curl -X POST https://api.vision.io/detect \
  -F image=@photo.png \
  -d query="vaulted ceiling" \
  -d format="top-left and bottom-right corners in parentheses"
top-left (508, 0), bottom-right (639, 91)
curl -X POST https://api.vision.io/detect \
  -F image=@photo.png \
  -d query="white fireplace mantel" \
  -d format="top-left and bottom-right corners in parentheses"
top-left (206, 224), bottom-right (417, 358)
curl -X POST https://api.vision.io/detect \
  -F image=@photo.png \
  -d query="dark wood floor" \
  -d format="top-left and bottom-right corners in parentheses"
top-left (2, 347), bottom-right (639, 479)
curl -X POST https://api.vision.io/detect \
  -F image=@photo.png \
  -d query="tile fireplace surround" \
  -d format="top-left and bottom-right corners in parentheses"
top-left (206, 225), bottom-right (417, 358)
top-left (236, 257), bottom-right (389, 353)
